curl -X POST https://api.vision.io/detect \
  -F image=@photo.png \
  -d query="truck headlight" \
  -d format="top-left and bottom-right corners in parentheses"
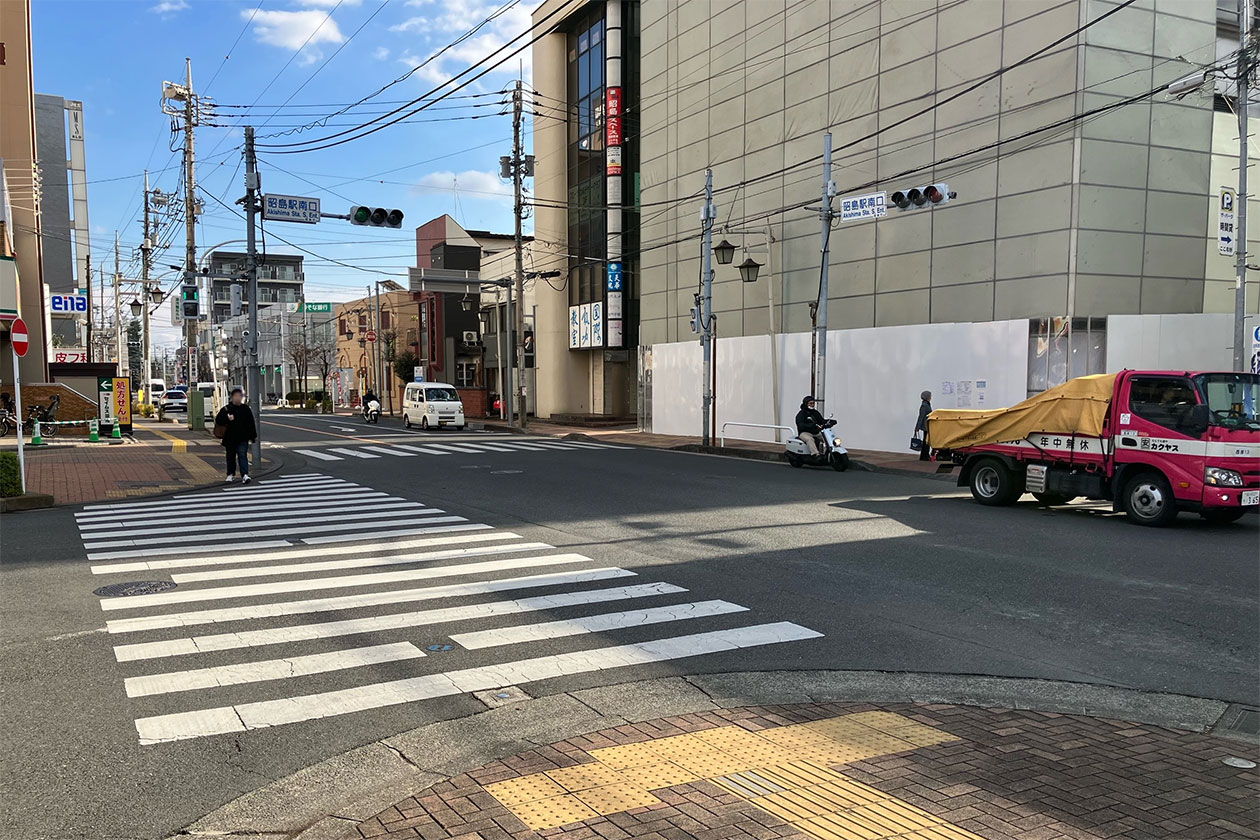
top-left (1205, 467), bottom-right (1244, 487)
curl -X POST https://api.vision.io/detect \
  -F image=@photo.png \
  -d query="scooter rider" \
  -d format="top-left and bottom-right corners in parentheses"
top-left (362, 389), bottom-right (379, 417)
top-left (795, 395), bottom-right (826, 457)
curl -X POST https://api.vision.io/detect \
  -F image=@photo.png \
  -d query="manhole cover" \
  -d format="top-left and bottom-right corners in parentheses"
top-left (93, 580), bottom-right (178, 597)
top-left (1223, 757), bottom-right (1257, 769)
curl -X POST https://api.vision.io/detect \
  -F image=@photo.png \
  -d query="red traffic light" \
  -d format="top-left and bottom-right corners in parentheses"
top-left (924, 185), bottom-right (943, 203)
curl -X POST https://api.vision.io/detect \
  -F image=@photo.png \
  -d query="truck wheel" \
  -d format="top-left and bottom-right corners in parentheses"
top-left (1033, 492), bottom-right (1075, 506)
top-left (1122, 472), bottom-right (1179, 527)
top-left (1200, 508), bottom-right (1247, 524)
top-left (830, 453), bottom-right (850, 472)
top-left (969, 457), bottom-right (1021, 506)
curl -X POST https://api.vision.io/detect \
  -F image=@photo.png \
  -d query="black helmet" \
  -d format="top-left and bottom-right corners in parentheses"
top-left (800, 395), bottom-right (816, 409)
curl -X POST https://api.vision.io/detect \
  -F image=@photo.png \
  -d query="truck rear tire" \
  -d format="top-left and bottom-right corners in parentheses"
top-left (969, 457), bottom-right (1022, 506)
top-left (1121, 472), bottom-right (1178, 527)
top-left (1033, 492), bottom-right (1075, 506)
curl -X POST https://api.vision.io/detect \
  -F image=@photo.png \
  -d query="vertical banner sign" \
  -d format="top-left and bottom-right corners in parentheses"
top-left (606, 146), bottom-right (623, 177)
top-left (591, 301), bottom-right (604, 347)
top-left (113, 376), bottom-right (133, 434)
top-left (11, 318), bottom-right (29, 494)
top-left (97, 377), bottom-right (115, 424)
top-left (579, 304), bottom-right (593, 348)
top-left (605, 87), bottom-right (622, 147)
top-left (569, 306), bottom-right (581, 349)
top-left (606, 261), bottom-right (623, 349)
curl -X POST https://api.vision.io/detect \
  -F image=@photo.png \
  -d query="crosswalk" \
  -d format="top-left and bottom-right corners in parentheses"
top-left (78, 474), bottom-right (822, 745)
top-left (292, 436), bottom-right (629, 461)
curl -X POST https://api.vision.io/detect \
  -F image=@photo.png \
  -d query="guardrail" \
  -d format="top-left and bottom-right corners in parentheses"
top-left (719, 422), bottom-right (796, 447)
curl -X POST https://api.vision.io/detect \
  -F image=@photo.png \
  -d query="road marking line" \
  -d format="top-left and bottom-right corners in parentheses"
top-left (361, 445), bottom-right (417, 457)
top-left (105, 568), bottom-right (636, 633)
top-left (79, 499), bottom-right (417, 532)
top-left (99, 551), bottom-right (593, 611)
top-left (76, 485), bottom-right (369, 516)
top-left (422, 443), bottom-right (485, 453)
top-left (85, 521), bottom-right (485, 563)
top-left (171, 541), bottom-right (553, 583)
top-left (133, 623), bottom-right (823, 744)
top-left (88, 540), bottom-right (294, 562)
top-left (124, 642), bottom-right (426, 698)
top-left (486, 441), bottom-right (550, 451)
top-left (81, 505), bottom-right (437, 540)
top-left (114, 581), bottom-right (685, 662)
top-left (392, 444), bottom-right (449, 455)
top-left (327, 447), bottom-right (380, 459)
top-left (91, 531), bottom-right (523, 575)
top-left (75, 492), bottom-right (391, 523)
top-left (294, 449), bottom-right (342, 461)
top-left (450, 600), bottom-right (749, 649)
top-left (82, 513), bottom-right (462, 549)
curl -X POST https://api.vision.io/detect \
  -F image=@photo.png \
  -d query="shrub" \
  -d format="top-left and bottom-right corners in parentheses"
top-left (305, 398), bottom-right (318, 410)
top-left (0, 452), bottom-right (20, 497)
top-left (321, 397), bottom-right (333, 414)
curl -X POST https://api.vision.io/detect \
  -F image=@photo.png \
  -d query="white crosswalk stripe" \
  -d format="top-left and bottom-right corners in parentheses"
top-left (289, 437), bottom-right (633, 461)
top-left (73, 474), bottom-right (822, 744)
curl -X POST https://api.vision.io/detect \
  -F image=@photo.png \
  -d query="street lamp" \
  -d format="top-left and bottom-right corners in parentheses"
top-left (738, 257), bottom-right (762, 284)
top-left (129, 298), bottom-right (142, 318)
top-left (713, 239), bottom-right (737, 266)
top-left (460, 293), bottom-right (473, 312)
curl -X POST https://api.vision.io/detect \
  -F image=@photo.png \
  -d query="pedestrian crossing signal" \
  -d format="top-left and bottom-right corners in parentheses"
top-left (181, 285), bottom-right (199, 318)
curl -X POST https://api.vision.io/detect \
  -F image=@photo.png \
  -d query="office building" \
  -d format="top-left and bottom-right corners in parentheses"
top-left (205, 250), bottom-right (304, 326)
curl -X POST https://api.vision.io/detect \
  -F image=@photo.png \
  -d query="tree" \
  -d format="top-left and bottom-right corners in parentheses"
top-left (393, 350), bottom-right (419, 387)
top-left (285, 333), bottom-right (311, 403)
top-left (310, 324), bottom-right (338, 410)
top-left (126, 319), bottom-right (143, 382)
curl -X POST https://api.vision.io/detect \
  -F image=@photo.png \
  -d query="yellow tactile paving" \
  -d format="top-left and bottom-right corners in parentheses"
top-left (545, 762), bottom-right (631, 792)
top-left (486, 712), bottom-right (975, 835)
top-left (509, 794), bottom-right (599, 830)
top-left (574, 783), bottom-right (662, 813)
top-left (484, 774), bottom-right (566, 807)
top-left (617, 761), bottom-right (699, 790)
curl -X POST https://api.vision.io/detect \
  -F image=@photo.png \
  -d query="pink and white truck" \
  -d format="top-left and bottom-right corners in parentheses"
top-left (930, 370), bottom-right (1260, 526)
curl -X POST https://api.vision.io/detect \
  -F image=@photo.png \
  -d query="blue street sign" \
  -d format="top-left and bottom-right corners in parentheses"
top-left (607, 261), bottom-right (623, 291)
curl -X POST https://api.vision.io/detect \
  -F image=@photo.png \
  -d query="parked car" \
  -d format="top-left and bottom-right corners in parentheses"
top-left (160, 390), bottom-right (188, 413)
top-left (402, 382), bottom-right (466, 430)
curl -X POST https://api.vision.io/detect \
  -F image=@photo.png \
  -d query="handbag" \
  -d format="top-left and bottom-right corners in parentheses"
top-left (213, 422), bottom-right (227, 440)
top-left (909, 432), bottom-right (924, 451)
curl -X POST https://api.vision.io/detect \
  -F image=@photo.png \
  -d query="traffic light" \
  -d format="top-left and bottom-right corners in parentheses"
top-left (890, 184), bottom-right (953, 210)
top-left (181, 285), bottom-right (199, 319)
top-left (350, 205), bottom-right (404, 228)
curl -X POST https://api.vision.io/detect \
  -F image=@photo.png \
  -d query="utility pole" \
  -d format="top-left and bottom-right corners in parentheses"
top-left (374, 281), bottom-right (388, 412)
top-left (512, 78), bottom-right (528, 428)
top-left (701, 169), bottom-right (715, 446)
top-left (1235, 0), bottom-right (1252, 371)
top-left (85, 253), bottom-right (92, 361)
top-left (113, 232), bottom-right (123, 372)
top-left (141, 170), bottom-right (153, 395)
top-left (244, 126), bottom-right (262, 466)
top-left (163, 58), bottom-right (201, 385)
top-left (815, 132), bottom-right (835, 412)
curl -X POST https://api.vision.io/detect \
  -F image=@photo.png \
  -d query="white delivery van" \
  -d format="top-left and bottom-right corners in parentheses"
top-left (402, 382), bottom-right (466, 430)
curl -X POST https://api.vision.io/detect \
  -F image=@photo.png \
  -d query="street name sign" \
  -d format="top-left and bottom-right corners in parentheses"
top-left (839, 191), bottom-right (887, 222)
top-left (263, 194), bottom-right (321, 224)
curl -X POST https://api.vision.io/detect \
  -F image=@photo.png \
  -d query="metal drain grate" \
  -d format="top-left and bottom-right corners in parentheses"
top-left (1216, 704), bottom-right (1260, 737)
top-left (93, 580), bottom-right (178, 597)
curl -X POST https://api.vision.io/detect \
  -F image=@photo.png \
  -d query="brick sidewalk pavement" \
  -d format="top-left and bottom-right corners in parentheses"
top-left (8, 419), bottom-right (272, 504)
top-left (354, 703), bottom-right (1258, 840)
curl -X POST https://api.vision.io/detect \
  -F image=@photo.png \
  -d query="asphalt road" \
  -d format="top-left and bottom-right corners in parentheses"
top-left (1, 409), bottom-right (1255, 840)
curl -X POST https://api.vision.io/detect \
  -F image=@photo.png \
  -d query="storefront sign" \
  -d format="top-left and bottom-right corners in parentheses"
top-left (606, 146), bottom-right (622, 176)
top-left (579, 303), bottom-right (592, 348)
top-left (51, 348), bottom-right (89, 364)
top-left (569, 306), bottom-right (581, 349)
top-left (591, 301), bottom-right (604, 347)
top-left (606, 115), bottom-right (622, 147)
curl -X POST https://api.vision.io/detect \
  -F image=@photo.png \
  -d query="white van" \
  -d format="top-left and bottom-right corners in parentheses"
top-left (403, 382), bottom-right (466, 430)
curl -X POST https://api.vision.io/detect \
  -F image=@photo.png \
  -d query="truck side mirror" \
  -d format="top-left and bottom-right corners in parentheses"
top-left (1187, 403), bottom-right (1210, 435)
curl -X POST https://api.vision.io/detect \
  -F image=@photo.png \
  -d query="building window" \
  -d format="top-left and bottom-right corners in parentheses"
top-left (456, 361), bottom-right (477, 387)
top-left (567, 7), bottom-right (607, 308)
top-left (1027, 317), bottom-right (1106, 396)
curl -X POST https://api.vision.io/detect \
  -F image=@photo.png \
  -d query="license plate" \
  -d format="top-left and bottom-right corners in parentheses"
top-left (1242, 490), bottom-right (1259, 506)
top-left (438, 421), bottom-right (446, 427)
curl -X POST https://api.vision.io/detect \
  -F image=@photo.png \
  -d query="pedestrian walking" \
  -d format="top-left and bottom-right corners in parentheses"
top-left (914, 390), bottom-right (933, 461)
top-left (215, 388), bottom-right (257, 483)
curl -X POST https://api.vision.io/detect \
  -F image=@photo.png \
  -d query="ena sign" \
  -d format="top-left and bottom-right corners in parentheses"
top-left (50, 294), bottom-right (89, 315)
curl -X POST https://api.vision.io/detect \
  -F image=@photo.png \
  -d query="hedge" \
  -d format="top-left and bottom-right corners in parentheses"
top-left (0, 452), bottom-right (21, 497)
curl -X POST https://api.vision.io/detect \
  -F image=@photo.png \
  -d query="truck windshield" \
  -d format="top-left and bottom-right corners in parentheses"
top-left (1194, 373), bottom-right (1260, 430)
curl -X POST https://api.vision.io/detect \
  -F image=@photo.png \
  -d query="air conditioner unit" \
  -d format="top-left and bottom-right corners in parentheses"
top-left (462, 330), bottom-right (478, 343)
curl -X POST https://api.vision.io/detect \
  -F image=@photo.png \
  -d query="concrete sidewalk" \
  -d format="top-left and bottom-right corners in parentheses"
top-left (478, 418), bottom-right (954, 481)
top-left (3, 418), bottom-right (276, 505)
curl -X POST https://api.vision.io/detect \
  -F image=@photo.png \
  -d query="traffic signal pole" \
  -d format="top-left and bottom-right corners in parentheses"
top-left (244, 126), bottom-right (263, 466)
top-left (815, 132), bottom-right (834, 415)
top-left (1235, 0), bottom-right (1252, 372)
top-left (701, 169), bottom-right (715, 447)
top-left (512, 79), bottom-right (527, 429)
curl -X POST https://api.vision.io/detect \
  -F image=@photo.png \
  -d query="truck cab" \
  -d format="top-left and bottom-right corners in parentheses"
top-left (940, 370), bottom-right (1259, 526)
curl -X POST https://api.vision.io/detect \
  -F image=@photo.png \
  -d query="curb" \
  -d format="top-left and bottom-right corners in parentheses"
top-left (0, 492), bottom-right (55, 513)
top-left (175, 670), bottom-right (1245, 840)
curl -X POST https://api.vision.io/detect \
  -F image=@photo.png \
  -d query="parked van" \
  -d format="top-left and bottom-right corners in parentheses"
top-left (403, 382), bottom-right (466, 430)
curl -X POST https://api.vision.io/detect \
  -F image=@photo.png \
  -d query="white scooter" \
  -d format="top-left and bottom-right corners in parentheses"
top-left (362, 398), bottom-right (381, 424)
top-left (785, 418), bottom-right (850, 471)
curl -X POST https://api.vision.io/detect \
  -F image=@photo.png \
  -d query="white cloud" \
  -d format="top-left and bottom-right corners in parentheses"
top-left (246, 9), bottom-right (344, 51)
top-left (150, 0), bottom-right (189, 15)
top-left (391, 0), bottom-right (542, 88)
top-left (298, 0), bottom-right (363, 7)
top-left (373, 46), bottom-right (390, 60)
top-left (415, 170), bottom-right (512, 202)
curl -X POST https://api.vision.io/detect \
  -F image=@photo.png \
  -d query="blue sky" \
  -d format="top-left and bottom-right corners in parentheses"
top-left (32, 0), bottom-right (537, 345)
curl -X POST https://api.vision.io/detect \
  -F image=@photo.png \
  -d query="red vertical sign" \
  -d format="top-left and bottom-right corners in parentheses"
top-left (605, 87), bottom-right (623, 147)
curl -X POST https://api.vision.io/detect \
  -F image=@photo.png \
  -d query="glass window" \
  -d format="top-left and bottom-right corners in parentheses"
top-left (1195, 373), bottom-right (1260, 429)
top-left (1129, 377), bottom-right (1199, 431)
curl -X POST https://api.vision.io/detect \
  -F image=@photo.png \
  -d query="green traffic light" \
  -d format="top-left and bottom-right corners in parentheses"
top-left (353, 206), bottom-right (371, 223)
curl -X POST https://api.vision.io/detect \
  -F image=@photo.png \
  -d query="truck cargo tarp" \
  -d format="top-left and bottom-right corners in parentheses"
top-left (927, 374), bottom-right (1117, 450)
